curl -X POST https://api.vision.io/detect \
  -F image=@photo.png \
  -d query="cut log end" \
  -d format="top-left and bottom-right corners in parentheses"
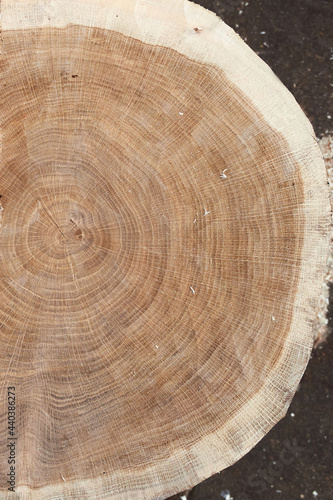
top-left (0, 0), bottom-right (330, 498)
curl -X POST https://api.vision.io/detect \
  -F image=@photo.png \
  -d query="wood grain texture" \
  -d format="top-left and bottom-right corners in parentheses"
top-left (0, 0), bottom-right (330, 499)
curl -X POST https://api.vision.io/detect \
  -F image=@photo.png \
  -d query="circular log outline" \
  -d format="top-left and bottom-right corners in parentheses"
top-left (0, 0), bottom-right (330, 498)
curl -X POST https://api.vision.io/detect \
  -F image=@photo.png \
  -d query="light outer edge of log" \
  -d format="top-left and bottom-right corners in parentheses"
top-left (1, 0), bottom-right (331, 498)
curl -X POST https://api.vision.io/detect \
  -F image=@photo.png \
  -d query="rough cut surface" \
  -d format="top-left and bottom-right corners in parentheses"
top-left (0, 0), bottom-right (330, 499)
top-left (313, 135), bottom-right (333, 346)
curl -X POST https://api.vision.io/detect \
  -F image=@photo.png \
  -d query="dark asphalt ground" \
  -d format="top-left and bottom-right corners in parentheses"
top-left (167, 1), bottom-right (333, 499)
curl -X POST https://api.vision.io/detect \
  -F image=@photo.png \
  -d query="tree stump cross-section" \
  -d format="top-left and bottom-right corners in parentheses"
top-left (0, 0), bottom-right (330, 499)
